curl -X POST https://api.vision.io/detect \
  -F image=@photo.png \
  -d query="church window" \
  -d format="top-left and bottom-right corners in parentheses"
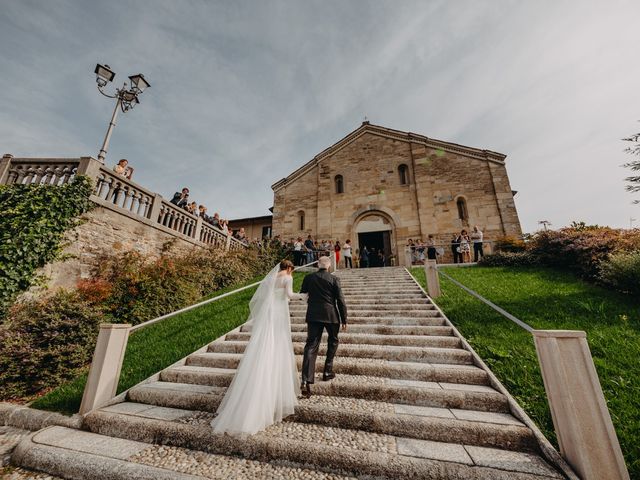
top-left (298, 211), bottom-right (305, 231)
top-left (398, 164), bottom-right (409, 185)
top-left (335, 175), bottom-right (344, 194)
top-left (456, 197), bottom-right (468, 221)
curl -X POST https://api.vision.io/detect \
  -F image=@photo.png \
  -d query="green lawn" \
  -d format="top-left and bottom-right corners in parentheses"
top-left (411, 266), bottom-right (640, 477)
top-left (31, 273), bottom-right (308, 415)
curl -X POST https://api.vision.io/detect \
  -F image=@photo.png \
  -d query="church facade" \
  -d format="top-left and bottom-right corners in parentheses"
top-left (271, 122), bottom-right (522, 266)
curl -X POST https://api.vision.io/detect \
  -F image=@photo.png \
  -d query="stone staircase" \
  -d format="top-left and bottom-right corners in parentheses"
top-left (12, 267), bottom-right (572, 479)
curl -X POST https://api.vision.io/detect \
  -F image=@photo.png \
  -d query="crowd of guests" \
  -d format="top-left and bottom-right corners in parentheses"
top-left (407, 226), bottom-right (484, 264)
top-left (168, 186), bottom-right (236, 238)
top-left (282, 235), bottom-right (391, 268)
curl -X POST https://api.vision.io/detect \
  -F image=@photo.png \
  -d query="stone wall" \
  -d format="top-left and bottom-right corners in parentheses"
top-left (272, 124), bottom-right (522, 266)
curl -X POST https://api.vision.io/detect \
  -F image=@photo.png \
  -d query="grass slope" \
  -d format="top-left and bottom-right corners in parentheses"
top-left (411, 265), bottom-right (640, 477)
top-left (31, 272), bottom-right (307, 415)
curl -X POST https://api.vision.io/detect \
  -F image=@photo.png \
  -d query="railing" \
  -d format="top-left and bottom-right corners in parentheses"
top-left (79, 258), bottom-right (321, 416)
top-left (0, 155), bottom-right (246, 251)
top-left (420, 260), bottom-right (629, 480)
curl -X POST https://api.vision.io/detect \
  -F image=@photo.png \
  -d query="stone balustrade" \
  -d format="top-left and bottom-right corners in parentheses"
top-left (0, 154), bottom-right (246, 252)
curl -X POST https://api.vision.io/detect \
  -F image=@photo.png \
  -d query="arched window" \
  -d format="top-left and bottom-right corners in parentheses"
top-left (398, 164), bottom-right (409, 185)
top-left (456, 197), bottom-right (468, 221)
top-left (335, 175), bottom-right (344, 194)
top-left (298, 210), bottom-right (305, 231)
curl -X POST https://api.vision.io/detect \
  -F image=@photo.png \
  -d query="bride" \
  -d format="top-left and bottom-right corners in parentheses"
top-left (211, 259), bottom-right (307, 435)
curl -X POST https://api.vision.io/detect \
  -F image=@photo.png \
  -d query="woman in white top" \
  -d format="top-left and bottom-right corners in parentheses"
top-left (459, 229), bottom-right (471, 263)
top-left (343, 239), bottom-right (353, 268)
top-left (471, 226), bottom-right (484, 262)
top-left (212, 260), bottom-right (307, 435)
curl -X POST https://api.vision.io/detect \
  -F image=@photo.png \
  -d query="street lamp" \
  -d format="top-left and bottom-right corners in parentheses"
top-left (93, 63), bottom-right (151, 163)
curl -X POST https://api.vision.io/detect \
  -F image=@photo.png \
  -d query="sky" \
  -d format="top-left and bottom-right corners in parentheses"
top-left (1, 0), bottom-right (640, 232)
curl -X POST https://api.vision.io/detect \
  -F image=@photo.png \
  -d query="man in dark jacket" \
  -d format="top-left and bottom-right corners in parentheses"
top-left (299, 256), bottom-right (347, 397)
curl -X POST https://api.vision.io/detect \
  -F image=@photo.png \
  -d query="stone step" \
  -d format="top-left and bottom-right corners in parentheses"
top-left (342, 293), bottom-right (427, 300)
top-left (185, 353), bottom-right (489, 384)
top-left (340, 288), bottom-right (423, 295)
top-left (342, 298), bottom-right (430, 305)
top-left (290, 316), bottom-right (446, 326)
top-left (225, 331), bottom-right (461, 348)
top-left (12, 425), bottom-right (358, 480)
top-left (290, 303), bottom-right (435, 312)
top-left (207, 341), bottom-right (473, 365)
top-left (242, 322), bottom-right (454, 336)
top-left (126, 385), bottom-right (536, 452)
top-left (159, 366), bottom-right (506, 412)
top-left (84, 406), bottom-right (562, 479)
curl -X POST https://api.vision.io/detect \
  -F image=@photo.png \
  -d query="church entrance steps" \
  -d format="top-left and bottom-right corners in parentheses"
top-left (206, 340), bottom-right (473, 365)
top-left (290, 303), bottom-right (436, 312)
top-left (225, 331), bottom-right (462, 348)
top-left (272, 323), bottom-right (455, 336)
top-left (156, 365), bottom-right (507, 412)
top-left (81, 406), bottom-right (562, 480)
top-left (183, 353), bottom-right (488, 384)
top-left (290, 315), bottom-right (446, 325)
top-left (12, 267), bottom-right (568, 479)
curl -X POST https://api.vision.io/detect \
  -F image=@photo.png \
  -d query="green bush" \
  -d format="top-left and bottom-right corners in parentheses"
top-left (494, 235), bottom-right (526, 253)
top-left (599, 250), bottom-right (640, 295)
top-left (479, 251), bottom-right (537, 267)
top-left (0, 290), bottom-right (104, 400)
top-left (0, 176), bottom-right (93, 316)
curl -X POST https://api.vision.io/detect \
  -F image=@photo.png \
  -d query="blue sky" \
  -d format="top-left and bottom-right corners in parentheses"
top-left (1, 0), bottom-right (639, 232)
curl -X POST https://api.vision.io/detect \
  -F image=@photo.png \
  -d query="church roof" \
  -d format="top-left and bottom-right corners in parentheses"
top-left (272, 122), bottom-right (507, 191)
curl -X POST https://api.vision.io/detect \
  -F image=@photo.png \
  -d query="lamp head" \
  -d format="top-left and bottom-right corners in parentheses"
top-left (128, 74), bottom-right (150, 94)
top-left (94, 64), bottom-right (115, 87)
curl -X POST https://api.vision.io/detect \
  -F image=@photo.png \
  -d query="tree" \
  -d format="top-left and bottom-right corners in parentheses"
top-left (623, 130), bottom-right (640, 204)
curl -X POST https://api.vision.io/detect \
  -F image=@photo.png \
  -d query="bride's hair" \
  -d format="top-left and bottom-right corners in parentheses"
top-left (279, 259), bottom-right (294, 271)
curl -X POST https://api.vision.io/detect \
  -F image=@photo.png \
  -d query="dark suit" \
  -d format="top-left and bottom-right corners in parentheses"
top-left (299, 269), bottom-right (347, 383)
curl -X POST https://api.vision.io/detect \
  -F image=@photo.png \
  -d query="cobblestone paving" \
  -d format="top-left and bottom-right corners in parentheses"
top-left (300, 395), bottom-right (394, 414)
top-left (261, 422), bottom-right (397, 454)
top-left (130, 445), bottom-right (356, 479)
top-left (0, 466), bottom-right (63, 480)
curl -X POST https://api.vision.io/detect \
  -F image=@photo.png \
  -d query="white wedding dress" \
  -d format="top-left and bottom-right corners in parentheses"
top-left (211, 266), bottom-right (306, 435)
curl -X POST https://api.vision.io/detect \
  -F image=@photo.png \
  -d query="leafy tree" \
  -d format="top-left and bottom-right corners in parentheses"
top-left (623, 130), bottom-right (640, 204)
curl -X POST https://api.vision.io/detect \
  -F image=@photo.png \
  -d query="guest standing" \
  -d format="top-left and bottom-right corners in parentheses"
top-left (343, 239), bottom-right (353, 268)
top-left (304, 235), bottom-right (315, 265)
top-left (459, 230), bottom-right (471, 263)
top-left (334, 241), bottom-right (341, 265)
top-left (360, 246), bottom-right (370, 268)
top-left (294, 237), bottom-right (305, 266)
top-left (426, 235), bottom-right (437, 261)
top-left (113, 158), bottom-right (133, 179)
top-left (451, 233), bottom-right (462, 264)
top-left (170, 188), bottom-right (189, 208)
top-left (471, 226), bottom-right (484, 262)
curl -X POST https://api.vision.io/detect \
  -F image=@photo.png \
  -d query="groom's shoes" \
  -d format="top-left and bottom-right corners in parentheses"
top-left (322, 372), bottom-right (336, 381)
top-left (300, 381), bottom-right (312, 398)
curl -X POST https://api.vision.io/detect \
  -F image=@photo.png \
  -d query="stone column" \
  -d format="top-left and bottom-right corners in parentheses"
top-left (225, 232), bottom-right (232, 251)
top-left (148, 193), bottom-right (163, 223)
top-left (533, 330), bottom-right (629, 480)
top-left (424, 259), bottom-right (441, 298)
top-left (404, 247), bottom-right (413, 268)
top-left (330, 250), bottom-right (337, 271)
top-left (77, 156), bottom-right (103, 181)
top-left (194, 216), bottom-right (203, 242)
top-left (79, 324), bottom-right (131, 415)
top-left (0, 154), bottom-right (13, 184)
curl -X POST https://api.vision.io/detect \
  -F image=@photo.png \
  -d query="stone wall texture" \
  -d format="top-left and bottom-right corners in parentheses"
top-left (40, 204), bottom-right (204, 291)
top-left (272, 125), bottom-right (522, 266)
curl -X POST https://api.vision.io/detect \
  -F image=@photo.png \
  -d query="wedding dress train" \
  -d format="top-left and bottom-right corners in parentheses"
top-left (211, 266), bottom-right (305, 435)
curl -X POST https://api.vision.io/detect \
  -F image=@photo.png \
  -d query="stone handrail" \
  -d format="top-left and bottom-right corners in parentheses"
top-left (0, 154), bottom-right (246, 251)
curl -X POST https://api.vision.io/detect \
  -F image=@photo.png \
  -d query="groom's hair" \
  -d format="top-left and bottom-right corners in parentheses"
top-left (318, 256), bottom-right (331, 269)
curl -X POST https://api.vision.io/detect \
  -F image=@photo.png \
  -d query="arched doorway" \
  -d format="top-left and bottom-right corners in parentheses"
top-left (354, 212), bottom-right (395, 267)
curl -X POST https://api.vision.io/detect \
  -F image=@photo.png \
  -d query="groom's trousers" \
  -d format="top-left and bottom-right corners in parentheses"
top-left (302, 322), bottom-right (340, 383)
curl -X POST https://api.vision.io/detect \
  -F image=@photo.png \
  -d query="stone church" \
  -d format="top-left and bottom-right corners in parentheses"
top-left (270, 122), bottom-right (522, 266)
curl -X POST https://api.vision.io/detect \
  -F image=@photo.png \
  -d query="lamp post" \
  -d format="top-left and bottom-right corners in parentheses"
top-left (94, 63), bottom-right (150, 163)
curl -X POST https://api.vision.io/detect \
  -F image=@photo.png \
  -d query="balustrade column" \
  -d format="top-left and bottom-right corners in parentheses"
top-left (148, 194), bottom-right (164, 223)
top-left (194, 216), bottom-right (203, 241)
top-left (0, 154), bottom-right (13, 184)
top-left (77, 157), bottom-right (103, 182)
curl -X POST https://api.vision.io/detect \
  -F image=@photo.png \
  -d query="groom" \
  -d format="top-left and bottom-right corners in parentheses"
top-left (299, 256), bottom-right (348, 397)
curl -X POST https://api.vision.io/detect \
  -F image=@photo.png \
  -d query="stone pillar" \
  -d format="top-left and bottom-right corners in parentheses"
top-left (148, 193), bottom-right (163, 223)
top-left (194, 216), bottom-right (203, 241)
top-left (533, 330), bottom-right (629, 480)
top-left (77, 156), bottom-right (103, 181)
top-left (330, 250), bottom-right (337, 271)
top-left (79, 324), bottom-right (131, 415)
top-left (424, 259), bottom-right (441, 298)
top-left (225, 232), bottom-right (232, 251)
top-left (0, 154), bottom-right (13, 184)
top-left (404, 247), bottom-right (413, 268)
